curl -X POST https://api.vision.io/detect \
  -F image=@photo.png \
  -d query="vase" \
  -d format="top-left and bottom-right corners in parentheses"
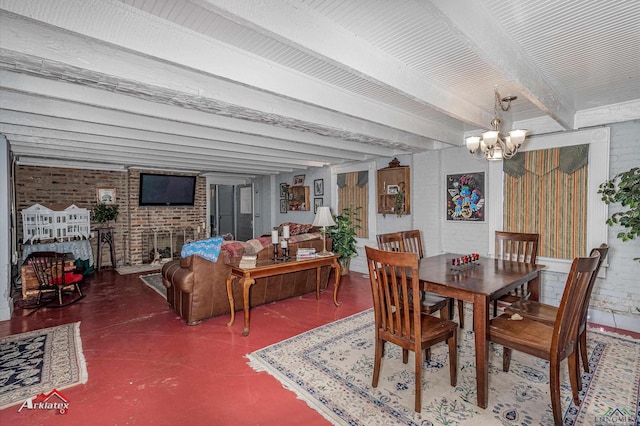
top-left (339, 258), bottom-right (351, 275)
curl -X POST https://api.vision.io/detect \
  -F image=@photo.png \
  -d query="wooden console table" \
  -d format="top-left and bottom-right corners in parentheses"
top-left (226, 254), bottom-right (341, 336)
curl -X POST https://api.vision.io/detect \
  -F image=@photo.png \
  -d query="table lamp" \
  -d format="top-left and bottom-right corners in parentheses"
top-left (312, 206), bottom-right (336, 257)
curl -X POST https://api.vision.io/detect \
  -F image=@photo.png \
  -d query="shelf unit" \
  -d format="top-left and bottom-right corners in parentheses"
top-left (287, 186), bottom-right (310, 211)
top-left (377, 165), bottom-right (410, 215)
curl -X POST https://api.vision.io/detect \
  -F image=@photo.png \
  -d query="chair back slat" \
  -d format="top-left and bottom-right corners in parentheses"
top-left (376, 232), bottom-right (404, 253)
top-left (495, 231), bottom-right (539, 264)
top-left (30, 252), bottom-right (66, 286)
top-left (366, 246), bottom-right (422, 347)
top-left (402, 230), bottom-right (424, 259)
top-left (553, 252), bottom-right (601, 359)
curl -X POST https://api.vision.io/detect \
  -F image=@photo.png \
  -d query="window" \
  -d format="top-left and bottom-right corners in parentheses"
top-left (503, 145), bottom-right (589, 259)
top-left (336, 171), bottom-right (368, 238)
top-left (330, 161), bottom-right (377, 242)
top-left (487, 127), bottom-right (609, 273)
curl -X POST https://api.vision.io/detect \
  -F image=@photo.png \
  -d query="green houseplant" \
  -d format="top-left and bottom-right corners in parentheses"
top-left (598, 167), bottom-right (639, 262)
top-left (91, 203), bottom-right (119, 227)
top-left (328, 205), bottom-right (362, 274)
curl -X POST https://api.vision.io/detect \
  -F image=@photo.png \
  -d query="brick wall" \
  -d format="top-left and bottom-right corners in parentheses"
top-left (15, 166), bottom-right (206, 267)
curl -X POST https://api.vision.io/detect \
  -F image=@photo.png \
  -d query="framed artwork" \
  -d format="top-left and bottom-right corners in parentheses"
top-left (280, 198), bottom-right (288, 213)
top-left (313, 197), bottom-right (323, 214)
top-left (386, 184), bottom-right (399, 195)
top-left (446, 172), bottom-right (485, 221)
top-left (280, 183), bottom-right (288, 198)
top-left (314, 179), bottom-right (324, 196)
top-left (97, 188), bottom-right (116, 205)
top-left (292, 175), bottom-right (305, 186)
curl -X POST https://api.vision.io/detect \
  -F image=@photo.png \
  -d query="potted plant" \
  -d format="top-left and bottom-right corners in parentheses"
top-left (328, 205), bottom-right (362, 274)
top-left (598, 167), bottom-right (639, 262)
top-left (91, 202), bottom-right (119, 227)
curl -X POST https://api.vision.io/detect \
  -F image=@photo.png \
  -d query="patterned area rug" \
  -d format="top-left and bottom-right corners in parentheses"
top-left (247, 309), bottom-right (639, 425)
top-left (0, 322), bottom-right (88, 410)
top-left (139, 273), bottom-right (166, 299)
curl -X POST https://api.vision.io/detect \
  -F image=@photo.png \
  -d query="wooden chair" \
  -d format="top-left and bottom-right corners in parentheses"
top-left (492, 231), bottom-right (539, 315)
top-left (30, 252), bottom-right (85, 307)
top-left (489, 251), bottom-right (600, 426)
top-left (375, 231), bottom-right (450, 320)
top-left (365, 246), bottom-right (457, 413)
top-left (505, 243), bottom-right (609, 388)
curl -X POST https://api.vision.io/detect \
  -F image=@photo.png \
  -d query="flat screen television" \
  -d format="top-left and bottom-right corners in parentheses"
top-left (139, 173), bottom-right (196, 206)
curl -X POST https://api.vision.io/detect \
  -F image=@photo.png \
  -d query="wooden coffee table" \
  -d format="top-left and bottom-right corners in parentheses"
top-left (226, 254), bottom-right (341, 336)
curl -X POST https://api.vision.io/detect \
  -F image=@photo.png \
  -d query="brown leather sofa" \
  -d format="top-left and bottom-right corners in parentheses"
top-left (161, 234), bottom-right (332, 325)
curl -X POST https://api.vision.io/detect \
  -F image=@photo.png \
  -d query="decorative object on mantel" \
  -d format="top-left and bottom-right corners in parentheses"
top-left (388, 157), bottom-right (400, 168)
top-left (21, 203), bottom-right (90, 243)
top-left (312, 206), bottom-right (336, 257)
top-left (465, 88), bottom-right (527, 161)
top-left (598, 166), bottom-right (640, 261)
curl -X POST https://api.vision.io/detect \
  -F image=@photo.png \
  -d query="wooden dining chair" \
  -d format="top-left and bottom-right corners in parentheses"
top-left (375, 231), bottom-right (450, 320)
top-left (492, 231), bottom-right (539, 315)
top-left (505, 243), bottom-right (609, 388)
top-left (489, 251), bottom-right (600, 426)
top-left (365, 246), bottom-right (457, 413)
top-left (30, 251), bottom-right (85, 307)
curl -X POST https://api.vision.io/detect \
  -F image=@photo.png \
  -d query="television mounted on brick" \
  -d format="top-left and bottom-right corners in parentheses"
top-left (139, 173), bottom-right (196, 207)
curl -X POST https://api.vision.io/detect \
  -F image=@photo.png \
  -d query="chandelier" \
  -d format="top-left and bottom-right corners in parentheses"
top-left (465, 89), bottom-right (527, 160)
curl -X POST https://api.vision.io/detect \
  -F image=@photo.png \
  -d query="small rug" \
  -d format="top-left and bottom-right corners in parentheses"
top-left (140, 273), bottom-right (166, 299)
top-left (116, 264), bottom-right (162, 275)
top-left (0, 322), bottom-right (88, 410)
top-left (247, 309), bottom-right (639, 425)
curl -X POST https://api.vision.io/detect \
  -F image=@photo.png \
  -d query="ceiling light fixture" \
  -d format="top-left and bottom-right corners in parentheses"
top-left (465, 89), bottom-right (527, 161)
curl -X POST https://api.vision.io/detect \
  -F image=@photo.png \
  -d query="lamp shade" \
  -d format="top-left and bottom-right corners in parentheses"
top-left (509, 129), bottom-right (527, 146)
top-left (465, 136), bottom-right (480, 153)
top-left (312, 206), bottom-right (336, 227)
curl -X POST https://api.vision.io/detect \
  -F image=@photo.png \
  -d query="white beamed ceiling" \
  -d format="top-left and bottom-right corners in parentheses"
top-left (1, 0), bottom-right (639, 176)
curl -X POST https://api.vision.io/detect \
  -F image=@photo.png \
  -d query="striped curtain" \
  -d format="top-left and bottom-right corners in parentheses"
top-left (337, 171), bottom-right (368, 238)
top-left (503, 145), bottom-right (588, 259)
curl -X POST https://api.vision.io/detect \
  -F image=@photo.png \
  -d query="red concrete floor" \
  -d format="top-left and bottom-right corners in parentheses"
top-left (1, 269), bottom-right (637, 425)
top-left (0, 268), bottom-right (373, 425)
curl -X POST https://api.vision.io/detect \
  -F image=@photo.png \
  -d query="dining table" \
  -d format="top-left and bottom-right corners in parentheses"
top-left (417, 253), bottom-right (545, 409)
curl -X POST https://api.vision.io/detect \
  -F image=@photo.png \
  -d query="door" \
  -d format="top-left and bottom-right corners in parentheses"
top-left (209, 184), bottom-right (253, 241)
top-left (235, 184), bottom-right (253, 241)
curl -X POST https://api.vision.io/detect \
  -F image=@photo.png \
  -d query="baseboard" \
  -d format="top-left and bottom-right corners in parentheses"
top-left (587, 307), bottom-right (640, 335)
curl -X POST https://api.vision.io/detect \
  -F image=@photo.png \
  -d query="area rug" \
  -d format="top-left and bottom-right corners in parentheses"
top-left (116, 264), bottom-right (162, 275)
top-left (139, 273), bottom-right (166, 299)
top-left (247, 309), bottom-right (639, 425)
top-left (0, 322), bottom-right (88, 410)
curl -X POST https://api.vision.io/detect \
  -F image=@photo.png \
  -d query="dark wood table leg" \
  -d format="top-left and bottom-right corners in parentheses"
top-left (315, 266), bottom-right (321, 300)
top-left (529, 274), bottom-right (540, 301)
top-left (473, 293), bottom-right (489, 409)
top-left (226, 274), bottom-right (236, 326)
top-left (241, 277), bottom-right (255, 336)
top-left (332, 259), bottom-right (341, 307)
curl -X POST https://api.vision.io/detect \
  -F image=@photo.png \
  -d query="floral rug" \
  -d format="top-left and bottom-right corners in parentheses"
top-left (139, 273), bottom-right (166, 299)
top-left (247, 309), bottom-right (639, 425)
top-left (0, 322), bottom-right (88, 410)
